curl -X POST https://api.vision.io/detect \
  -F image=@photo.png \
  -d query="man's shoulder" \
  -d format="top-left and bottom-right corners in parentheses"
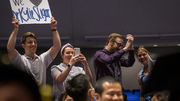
top-left (14, 53), bottom-right (27, 61)
top-left (95, 49), bottom-right (106, 54)
top-left (94, 50), bottom-right (104, 57)
top-left (39, 50), bottom-right (50, 57)
top-left (93, 49), bottom-right (108, 62)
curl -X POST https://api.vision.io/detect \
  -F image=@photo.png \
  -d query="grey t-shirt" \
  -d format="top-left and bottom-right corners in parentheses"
top-left (12, 51), bottom-right (52, 85)
top-left (51, 63), bottom-right (85, 101)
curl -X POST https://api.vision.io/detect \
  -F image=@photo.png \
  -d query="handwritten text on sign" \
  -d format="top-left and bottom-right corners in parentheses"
top-left (9, 0), bottom-right (52, 24)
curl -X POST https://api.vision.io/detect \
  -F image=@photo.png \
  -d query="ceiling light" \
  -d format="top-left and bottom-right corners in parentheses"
top-left (177, 44), bottom-right (180, 46)
top-left (153, 44), bottom-right (158, 47)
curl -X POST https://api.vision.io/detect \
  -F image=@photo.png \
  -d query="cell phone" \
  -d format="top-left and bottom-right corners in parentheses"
top-left (74, 47), bottom-right (80, 56)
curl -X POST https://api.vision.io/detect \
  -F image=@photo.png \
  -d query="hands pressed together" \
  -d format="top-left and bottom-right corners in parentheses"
top-left (123, 34), bottom-right (134, 51)
top-left (126, 34), bottom-right (134, 42)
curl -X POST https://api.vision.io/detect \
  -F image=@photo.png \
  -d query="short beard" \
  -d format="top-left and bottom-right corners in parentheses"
top-left (110, 44), bottom-right (118, 53)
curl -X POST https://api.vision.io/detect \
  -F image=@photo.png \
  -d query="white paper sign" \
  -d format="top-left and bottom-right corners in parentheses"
top-left (9, 0), bottom-right (52, 24)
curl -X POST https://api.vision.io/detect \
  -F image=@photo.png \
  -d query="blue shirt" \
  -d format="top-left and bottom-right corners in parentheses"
top-left (93, 48), bottom-right (135, 84)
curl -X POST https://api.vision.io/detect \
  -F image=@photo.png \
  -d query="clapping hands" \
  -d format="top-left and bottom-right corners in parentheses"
top-left (123, 34), bottom-right (134, 51)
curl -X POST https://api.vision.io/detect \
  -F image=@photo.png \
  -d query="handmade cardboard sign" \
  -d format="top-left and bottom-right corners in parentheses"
top-left (9, 0), bottom-right (52, 24)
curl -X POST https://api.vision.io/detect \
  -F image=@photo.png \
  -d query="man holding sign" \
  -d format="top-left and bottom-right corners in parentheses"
top-left (7, 16), bottom-right (61, 85)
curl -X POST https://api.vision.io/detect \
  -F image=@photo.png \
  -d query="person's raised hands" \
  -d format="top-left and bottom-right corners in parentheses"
top-left (69, 55), bottom-right (80, 67)
top-left (123, 34), bottom-right (134, 51)
top-left (126, 34), bottom-right (134, 50)
top-left (12, 16), bottom-right (19, 29)
top-left (78, 53), bottom-right (88, 65)
top-left (126, 34), bottom-right (134, 42)
top-left (50, 17), bottom-right (57, 29)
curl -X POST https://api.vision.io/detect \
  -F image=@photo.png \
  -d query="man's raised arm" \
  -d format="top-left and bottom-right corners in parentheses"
top-left (48, 17), bottom-right (61, 60)
top-left (7, 16), bottom-right (19, 61)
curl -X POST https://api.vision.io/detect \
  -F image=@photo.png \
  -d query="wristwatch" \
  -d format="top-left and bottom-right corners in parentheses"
top-left (67, 64), bottom-right (72, 69)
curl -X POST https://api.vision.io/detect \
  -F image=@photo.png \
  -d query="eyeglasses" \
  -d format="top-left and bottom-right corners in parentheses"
top-left (114, 41), bottom-right (123, 47)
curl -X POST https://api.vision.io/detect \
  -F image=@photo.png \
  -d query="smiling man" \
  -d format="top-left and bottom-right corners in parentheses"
top-left (7, 16), bottom-right (61, 85)
top-left (94, 76), bottom-right (124, 101)
top-left (93, 33), bottom-right (135, 84)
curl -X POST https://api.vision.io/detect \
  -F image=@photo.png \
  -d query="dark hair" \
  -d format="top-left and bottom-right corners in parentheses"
top-left (95, 76), bottom-right (121, 96)
top-left (0, 63), bottom-right (41, 101)
top-left (152, 90), bottom-right (170, 101)
top-left (59, 91), bottom-right (68, 101)
top-left (21, 32), bottom-right (37, 44)
top-left (65, 74), bottom-right (90, 101)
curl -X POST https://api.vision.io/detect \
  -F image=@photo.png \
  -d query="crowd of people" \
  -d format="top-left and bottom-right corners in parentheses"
top-left (0, 16), bottom-right (179, 101)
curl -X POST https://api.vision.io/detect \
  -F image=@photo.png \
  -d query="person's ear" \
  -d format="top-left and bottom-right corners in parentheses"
top-left (109, 39), bottom-right (114, 45)
top-left (93, 93), bottom-right (101, 101)
top-left (109, 39), bottom-right (113, 43)
top-left (88, 89), bottom-right (94, 98)
top-left (22, 44), bottom-right (25, 49)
